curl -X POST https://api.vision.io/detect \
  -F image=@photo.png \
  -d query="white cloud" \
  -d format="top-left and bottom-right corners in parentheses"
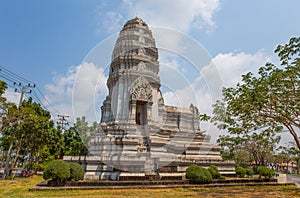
top-left (72, 62), bottom-right (108, 123)
top-left (123, 0), bottom-right (220, 32)
top-left (3, 89), bottom-right (20, 105)
top-left (160, 50), bottom-right (276, 143)
top-left (99, 12), bottom-right (124, 33)
top-left (209, 51), bottom-right (276, 88)
top-left (96, 0), bottom-right (220, 34)
top-left (45, 66), bottom-right (78, 101)
top-left (44, 62), bottom-right (108, 124)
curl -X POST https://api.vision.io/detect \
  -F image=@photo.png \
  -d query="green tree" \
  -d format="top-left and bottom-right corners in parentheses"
top-left (208, 37), bottom-right (300, 150)
top-left (17, 98), bottom-right (63, 167)
top-left (289, 147), bottom-right (300, 173)
top-left (217, 130), bottom-right (280, 166)
top-left (0, 96), bottom-right (63, 174)
top-left (43, 159), bottom-right (70, 184)
top-left (276, 143), bottom-right (300, 173)
top-left (63, 121), bottom-right (88, 156)
top-left (0, 80), bottom-right (7, 108)
top-left (1, 101), bottom-right (26, 176)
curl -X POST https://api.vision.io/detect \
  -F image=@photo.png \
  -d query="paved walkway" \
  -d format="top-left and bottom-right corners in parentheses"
top-left (276, 174), bottom-right (287, 183)
top-left (286, 174), bottom-right (300, 188)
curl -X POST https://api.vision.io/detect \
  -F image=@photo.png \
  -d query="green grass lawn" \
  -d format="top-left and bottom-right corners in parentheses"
top-left (1, 176), bottom-right (300, 198)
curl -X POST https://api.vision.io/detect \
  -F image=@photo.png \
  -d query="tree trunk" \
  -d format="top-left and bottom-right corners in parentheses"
top-left (285, 124), bottom-right (300, 150)
top-left (297, 159), bottom-right (299, 174)
top-left (12, 145), bottom-right (21, 168)
top-left (3, 142), bottom-right (13, 179)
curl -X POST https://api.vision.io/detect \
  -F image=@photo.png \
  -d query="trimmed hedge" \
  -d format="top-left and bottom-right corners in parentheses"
top-left (208, 165), bottom-right (221, 179)
top-left (245, 168), bottom-right (254, 177)
top-left (43, 160), bottom-right (70, 183)
top-left (43, 160), bottom-right (84, 183)
top-left (235, 166), bottom-right (246, 178)
top-left (186, 164), bottom-right (212, 184)
top-left (69, 162), bottom-right (84, 181)
top-left (257, 166), bottom-right (275, 179)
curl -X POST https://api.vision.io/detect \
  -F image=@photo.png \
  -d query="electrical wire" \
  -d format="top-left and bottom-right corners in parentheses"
top-left (0, 65), bottom-right (62, 116)
top-left (0, 73), bottom-right (17, 84)
top-left (31, 91), bottom-right (50, 112)
top-left (35, 86), bottom-right (60, 115)
top-left (0, 66), bottom-right (34, 85)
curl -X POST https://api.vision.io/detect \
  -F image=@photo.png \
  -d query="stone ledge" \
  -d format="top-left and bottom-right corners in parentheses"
top-left (30, 182), bottom-right (296, 191)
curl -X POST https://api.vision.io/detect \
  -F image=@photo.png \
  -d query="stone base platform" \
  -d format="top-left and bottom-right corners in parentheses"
top-left (30, 178), bottom-right (296, 191)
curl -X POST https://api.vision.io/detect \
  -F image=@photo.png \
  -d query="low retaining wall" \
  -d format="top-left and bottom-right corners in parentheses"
top-left (30, 177), bottom-right (288, 191)
top-left (30, 182), bottom-right (295, 191)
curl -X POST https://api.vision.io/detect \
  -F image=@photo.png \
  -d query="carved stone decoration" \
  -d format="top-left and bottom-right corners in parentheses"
top-left (129, 76), bottom-right (153, 102)
top-left (131, 61), bottom-right (146, 72)
top-left (138, 47), bottom-right (146, 55)
top-left (137, 61), bottom-right (146, 71)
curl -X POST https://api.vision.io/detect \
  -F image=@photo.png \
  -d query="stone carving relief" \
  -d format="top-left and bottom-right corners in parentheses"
top-left (137, 62), bottom-right (146, 71)
top-left (129, 76), bottom-right (153, 102)
top-left (131, 61), bottom-right (147, 72)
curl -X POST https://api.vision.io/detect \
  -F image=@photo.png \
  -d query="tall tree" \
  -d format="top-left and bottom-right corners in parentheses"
top-left (0, 96), bottom-right (63, 173)
top-left (20, 98), bottom-right (63, 166)
top-left (63, 117), bottom-right (89, 156)
top-left (209, 37), bottom-right (300, 150)
top-left (0, 80), bottom-right (8, 127)
top-left (217, 129), bottom-right (280, 166)
top-left (0, 80), bottom-right (7, 105)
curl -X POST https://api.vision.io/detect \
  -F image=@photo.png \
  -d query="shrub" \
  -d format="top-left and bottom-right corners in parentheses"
top-left (68, 162), bottom-right (84, 181)
top-left (252, 165), bottom-right (259, 174)
top-left (186, 164), bottom-right (212, 184)
top-left (43, 160), bottom-right (70, 183)
top-left (208, 165), bottom-right (221, 179)
top-left (186, 164), bottom-right (201, 182)
top-left (236, 166), bottom-right (246, 178)
top-left (245, 168), bottom-right (254, 177)
top-left (257, 166), bottom-right (275, 179)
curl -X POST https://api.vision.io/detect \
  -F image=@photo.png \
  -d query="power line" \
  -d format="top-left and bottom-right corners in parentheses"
top-left (35, 86), bottom-right (60, 115)
top-left (0, 65), bottom-right (61, 116)
top-left (0, 66), bottom-right (34, 85)
top-left (0, 66), bottom-right (36, 90)
top-left (6, 83), bottom-right (17, 90)
top-left (14, 83), bottom-right (35, 107)
top-left (31, 90), bottom-right (50, 112)
top-left (57, 114), bottom-right (69, 131)
top-left (0, 73), bottom-right (16, 83)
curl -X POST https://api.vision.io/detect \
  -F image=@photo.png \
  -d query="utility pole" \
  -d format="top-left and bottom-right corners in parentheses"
top-left (3, 82), bottom-right (35, 179)
top-left (57, 114), bottom-right (69, 132)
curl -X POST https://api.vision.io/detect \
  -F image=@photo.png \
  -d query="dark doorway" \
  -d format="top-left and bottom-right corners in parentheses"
top-left (136, 101), bottom-right (147, 125)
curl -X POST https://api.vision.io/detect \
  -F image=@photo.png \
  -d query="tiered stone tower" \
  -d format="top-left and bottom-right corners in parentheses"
top-left (64, 18), bottom-right (235, 180)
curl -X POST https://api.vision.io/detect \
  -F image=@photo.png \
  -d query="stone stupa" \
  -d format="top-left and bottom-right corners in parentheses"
top-left (64, 18), bottom-right (235, 180)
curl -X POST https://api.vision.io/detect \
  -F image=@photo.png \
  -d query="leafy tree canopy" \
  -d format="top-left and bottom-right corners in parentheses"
top-left (207, 37), bottom-right (300, 150)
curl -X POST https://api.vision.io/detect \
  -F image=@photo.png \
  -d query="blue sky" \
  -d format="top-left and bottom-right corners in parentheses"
top-left (1, 0), bottom-right (299, 85)
top-left (1, 0), bottom-right (300, 143)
